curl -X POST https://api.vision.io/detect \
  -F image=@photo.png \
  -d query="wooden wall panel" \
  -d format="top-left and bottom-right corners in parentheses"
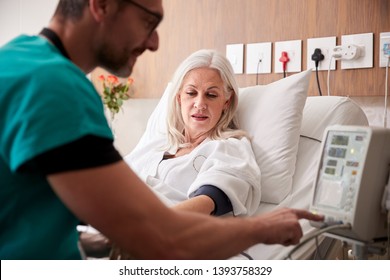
top-left (92, 0), bottom-right (390, 98)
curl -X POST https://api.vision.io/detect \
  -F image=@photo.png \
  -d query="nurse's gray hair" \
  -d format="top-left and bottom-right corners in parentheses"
top-left (54, 0), bottom-right (91, 19)
top-left (54, 0), bottom-right (131, 19)
top-left (166, 49), bottom-right (246, 149)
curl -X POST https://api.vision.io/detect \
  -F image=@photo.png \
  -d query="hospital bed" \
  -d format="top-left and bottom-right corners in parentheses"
top-left (108, 70), bottom-right (369, 260)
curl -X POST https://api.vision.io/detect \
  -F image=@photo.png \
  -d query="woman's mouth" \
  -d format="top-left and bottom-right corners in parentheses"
top-left (192, 114), bottom-right (208, 121)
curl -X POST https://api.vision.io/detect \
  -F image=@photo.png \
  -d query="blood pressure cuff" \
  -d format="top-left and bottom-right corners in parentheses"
top-left (192, 184), bottom-right (233, 216)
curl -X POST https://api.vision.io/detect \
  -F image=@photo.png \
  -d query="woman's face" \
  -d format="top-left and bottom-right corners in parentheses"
top-left (177, 67), bottom-right (229, 141)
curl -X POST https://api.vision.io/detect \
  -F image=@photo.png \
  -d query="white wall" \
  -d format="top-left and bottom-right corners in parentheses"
top-left (0, 0), bottom-right (58, 46)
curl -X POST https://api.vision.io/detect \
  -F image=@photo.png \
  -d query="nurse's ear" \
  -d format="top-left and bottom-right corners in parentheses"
top-left (89, 0), bottom-right (114, 23)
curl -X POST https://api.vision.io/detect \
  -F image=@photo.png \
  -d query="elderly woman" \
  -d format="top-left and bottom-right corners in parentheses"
top-left (125, 49), bottom-right (261, 217)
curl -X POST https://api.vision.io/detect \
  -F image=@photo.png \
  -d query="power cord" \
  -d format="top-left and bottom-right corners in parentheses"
top-left (327, 52), bottom-right (342, 96)
top-left (256, 57), bottom-right (262, 85)
top-left (284, 223), bottom-right (352, 260)
top-left (326, 45), bottom-right (363, 96)
top-left (327, 57), bottom-right (334, 96)
top-left (279, 51), bottom-right (289, 78)
top-left (311, 48), bottom-right (325, 96)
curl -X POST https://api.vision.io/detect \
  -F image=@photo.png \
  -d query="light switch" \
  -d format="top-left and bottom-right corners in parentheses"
top-left (226, 44), bottom-right (244, 74)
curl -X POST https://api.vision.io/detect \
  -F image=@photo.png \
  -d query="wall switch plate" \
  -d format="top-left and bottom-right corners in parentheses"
top-left (307, 36), bottom-right (336, 71)
top-left (341, 33), bottom-right (373, 69)
top-left (226, 44), bottom-right (244, 74)
top-left (379, 32), bottom-right (390, 67)
top-left (274, 40), bottom-right (302, 73)
top-left (246, 42), bottom-right (272, 74)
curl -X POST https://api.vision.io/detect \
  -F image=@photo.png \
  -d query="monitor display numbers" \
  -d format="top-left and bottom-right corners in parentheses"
top-left (327, 159), bottom-right (338, 167)
top-left (324, 167), bottom-right (336, 175)
top-left (328, 147), bottom-right (347, 158)
top-left (331, 135), bottom-right (349, 146)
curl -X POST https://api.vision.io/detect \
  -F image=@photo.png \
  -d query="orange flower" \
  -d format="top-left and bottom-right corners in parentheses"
top-left (99, 74), bottom-right (134, 115)
top-left (107, 75), bottom-right (119, 84)
top-left (127, 77), bottom-right (134, 85)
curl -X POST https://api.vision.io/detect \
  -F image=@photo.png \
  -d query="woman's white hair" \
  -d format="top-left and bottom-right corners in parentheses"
top-left (166, 49), bottom-right (247, 149)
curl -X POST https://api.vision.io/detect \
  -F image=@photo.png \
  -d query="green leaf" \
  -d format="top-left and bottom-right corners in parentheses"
top-left (104, 86), bottom-right (111, 94)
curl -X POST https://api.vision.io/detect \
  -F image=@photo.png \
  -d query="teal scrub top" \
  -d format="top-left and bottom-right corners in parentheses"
top-left (0, 35), bottom-right (113, 259)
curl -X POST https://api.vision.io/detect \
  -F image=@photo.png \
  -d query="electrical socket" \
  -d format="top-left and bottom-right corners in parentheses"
top-left (246, 42), bottom-right (272, 74)
top-left (274, 40), bottom-right (302, 73)
top-left (340, 33), bottom-right (373, 69)
top-left (307, 36), bottom-right (336, 71)
top-left (332, 44), bottom-right (364, 60)
top-left (379, 32), bottom-right (390, 67)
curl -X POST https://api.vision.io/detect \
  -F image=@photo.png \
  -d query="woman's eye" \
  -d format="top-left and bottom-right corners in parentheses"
top-left (207, 93), bottom-right (218, 98)
top-left (186, 91), bottom-right (196, 96)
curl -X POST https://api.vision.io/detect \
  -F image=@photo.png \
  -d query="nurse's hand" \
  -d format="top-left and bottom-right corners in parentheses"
top-left (253, 208), bottom-right (324, 246)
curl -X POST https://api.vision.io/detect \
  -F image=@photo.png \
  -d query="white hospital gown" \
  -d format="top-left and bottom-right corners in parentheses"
top-left (125, 137), bottom-right (261, 216)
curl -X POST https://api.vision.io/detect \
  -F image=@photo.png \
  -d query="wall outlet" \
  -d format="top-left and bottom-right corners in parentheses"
top-left (333, 44), bottom-right (364, 60)
top-left (274, 40), bottom-right (302, 73)
top-left (379, 32), bottom-right (390, 67)
top-left (226, 44), bottom-right (244, 74)
top-left (307, 36), bottom-right (336, 71)
top-left (340, 33), bottom-right (373, 69)
top-left (246, 42), bottom-right (272, 74)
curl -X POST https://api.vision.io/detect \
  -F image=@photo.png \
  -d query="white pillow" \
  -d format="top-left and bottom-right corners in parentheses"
top-left (236, 69), bottom-right (311, 204)
top-left (129, 83), bottom-right (172, 154)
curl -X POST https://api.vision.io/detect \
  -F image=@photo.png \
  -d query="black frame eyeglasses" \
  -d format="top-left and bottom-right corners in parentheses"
top-left (123, 0), bottom-right (163, 35)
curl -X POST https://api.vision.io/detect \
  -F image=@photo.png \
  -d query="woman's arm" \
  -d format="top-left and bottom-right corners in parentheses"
top-left (173, 195), bottom-right (215, 214)
top-left (188, 138), bottom-right (261, 216)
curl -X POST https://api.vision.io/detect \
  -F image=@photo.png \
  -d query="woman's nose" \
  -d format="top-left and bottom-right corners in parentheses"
top-left (194, 98), bottom-right (207, 110)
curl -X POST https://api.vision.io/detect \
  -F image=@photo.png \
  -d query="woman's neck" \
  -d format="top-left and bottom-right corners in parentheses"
top-left (185, 132), bottom-right (208, 147)
top-left (175, 134), bottom-right (207, 157)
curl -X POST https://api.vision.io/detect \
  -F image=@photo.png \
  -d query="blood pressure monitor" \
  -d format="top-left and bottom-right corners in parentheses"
top-left (310, 125), bottom-right (390, 243)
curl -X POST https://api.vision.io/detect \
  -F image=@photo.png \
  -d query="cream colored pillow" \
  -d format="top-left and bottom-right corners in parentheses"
top-left (237, 70), bottom-right (311, 204)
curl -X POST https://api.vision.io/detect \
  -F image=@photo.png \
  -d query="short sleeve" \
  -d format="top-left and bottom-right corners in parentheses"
top-left (1, 60), bottom-right (112, 172)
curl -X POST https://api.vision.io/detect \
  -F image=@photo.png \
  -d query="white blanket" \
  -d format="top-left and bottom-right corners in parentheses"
top-left (125, 137), bottom-right (261, 216)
